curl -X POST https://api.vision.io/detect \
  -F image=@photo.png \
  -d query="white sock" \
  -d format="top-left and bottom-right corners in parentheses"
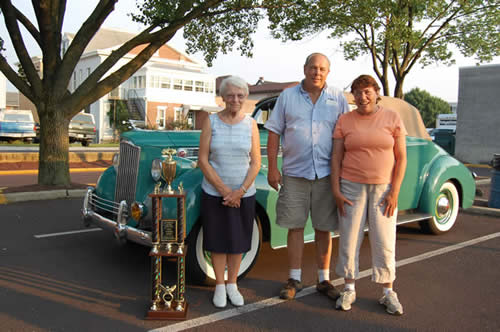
top-left (383, 287), bottom-right (392, 296)
top-left (226, 283), bottom-right (238, 293)
top-left (215, 284), bottom-right (226, 295)
top-left (318, 269), bottom-right (329, 283)
top-left (289, 269), bottom-right (301, 282)
top-left (344, 282), bottom-right (355, 292)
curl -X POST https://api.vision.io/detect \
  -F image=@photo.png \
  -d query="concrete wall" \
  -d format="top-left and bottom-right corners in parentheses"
top-left (455, 64), bottom-right (500, 164)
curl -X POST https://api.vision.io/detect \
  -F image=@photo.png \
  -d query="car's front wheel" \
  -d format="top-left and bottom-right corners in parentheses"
top-left (419, 181), bottom-right (460, 234)
top-left (186, 216), bottom-right (262, 285)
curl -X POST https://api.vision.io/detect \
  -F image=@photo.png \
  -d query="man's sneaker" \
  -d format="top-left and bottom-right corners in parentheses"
top-left (335, 290), bottom-right (356, 311)
top-left (379, 290), bottom-right (404, 315)
top-left (316, 280), bottom-right (341, 300)
top-left (279, 278), bottom-right (303, 300)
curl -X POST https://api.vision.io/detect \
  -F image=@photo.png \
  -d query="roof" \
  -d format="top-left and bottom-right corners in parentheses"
top-left (64, 28), bottom-right (196, 64)
top-left (215, 75), bottom-right (299, 95)
top-left (65, 28), bottom-right (136, 53)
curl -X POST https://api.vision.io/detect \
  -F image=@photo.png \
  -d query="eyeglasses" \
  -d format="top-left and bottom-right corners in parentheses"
top-left (224, 94), bottom-right (246, 100)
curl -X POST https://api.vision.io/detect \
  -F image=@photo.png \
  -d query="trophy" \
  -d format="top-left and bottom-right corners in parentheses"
top-left (146, 190), bottom-right (188, 320)
top-left (161, 148), bottom-right (177, 194)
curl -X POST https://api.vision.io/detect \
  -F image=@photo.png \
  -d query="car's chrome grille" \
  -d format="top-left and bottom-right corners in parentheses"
top-left (115, 140), bottom-right (141, 208)
top-left (89, 192), bottom-right (122, 219)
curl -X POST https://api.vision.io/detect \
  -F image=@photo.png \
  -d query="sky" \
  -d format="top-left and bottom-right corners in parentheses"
top-left (1, 1), bottom-right (498, 102)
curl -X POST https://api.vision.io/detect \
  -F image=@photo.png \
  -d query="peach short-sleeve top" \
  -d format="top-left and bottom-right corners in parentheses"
top-left (333, 106), bottom-right (407, 184)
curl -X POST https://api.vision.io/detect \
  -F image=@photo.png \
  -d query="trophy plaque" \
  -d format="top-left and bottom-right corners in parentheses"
top-left (146, 189), bottom-right (188, 320)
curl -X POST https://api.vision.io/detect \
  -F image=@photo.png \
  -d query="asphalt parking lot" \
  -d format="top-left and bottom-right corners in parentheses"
top-left (1, 197), bottom-right (499, 332)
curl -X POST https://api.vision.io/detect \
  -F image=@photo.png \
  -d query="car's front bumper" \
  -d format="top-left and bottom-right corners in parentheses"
top-left (81, 187), bottom-right (152, 247)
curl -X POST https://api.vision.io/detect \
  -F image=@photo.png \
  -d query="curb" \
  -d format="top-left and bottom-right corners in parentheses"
top-left (464, 206), bottom-right (500, 218)
top-left (0, 168), bottom-right (107, 175)
top-left (0, 189), bottom-right (87, 204)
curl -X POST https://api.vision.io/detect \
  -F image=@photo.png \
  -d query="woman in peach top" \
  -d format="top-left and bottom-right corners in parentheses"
top-left (331, 75), bottom-right (407, 315)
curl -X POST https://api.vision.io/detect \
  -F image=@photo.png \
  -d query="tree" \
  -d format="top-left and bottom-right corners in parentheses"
top-left (267, 0), bottom-right (500, 98)
top-left (404, 87), bottom-right (450, 127)
top-left (0, 0), bottom-right (271, 186)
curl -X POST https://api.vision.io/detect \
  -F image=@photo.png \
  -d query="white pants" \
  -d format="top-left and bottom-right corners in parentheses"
top-left (335, 179), bottom-right (397, 284)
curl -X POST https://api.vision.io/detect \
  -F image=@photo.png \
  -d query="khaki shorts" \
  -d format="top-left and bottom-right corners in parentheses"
top-left (276, 175), bottom-right (338, 231)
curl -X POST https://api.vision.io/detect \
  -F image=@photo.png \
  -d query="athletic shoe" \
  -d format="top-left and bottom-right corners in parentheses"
top-left (379, 290), bottom-right (404, 315)
top-left (335, 290), bottom-right (356, 311)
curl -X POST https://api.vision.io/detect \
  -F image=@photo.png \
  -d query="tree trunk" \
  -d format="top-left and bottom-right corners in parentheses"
top-left (394, 77), bottom-right (405, 99)
top-left (38, 106), bottom-right (71, 186)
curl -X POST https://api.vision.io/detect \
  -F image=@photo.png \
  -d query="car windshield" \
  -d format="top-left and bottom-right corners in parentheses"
top-left (72, 113), bottom-right (93, 123)
top-left (3, 113), bottom-right (32, 122)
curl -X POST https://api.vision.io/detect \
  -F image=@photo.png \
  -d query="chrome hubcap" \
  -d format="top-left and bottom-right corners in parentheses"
top-left (436, 196), bottom-right (450, 218)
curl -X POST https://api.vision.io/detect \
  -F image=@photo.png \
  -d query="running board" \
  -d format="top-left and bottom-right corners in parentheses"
top-left (396, 212), bottom-right (432, 225)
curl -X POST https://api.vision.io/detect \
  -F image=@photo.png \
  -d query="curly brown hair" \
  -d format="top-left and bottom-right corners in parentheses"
top-left (351, 75), bottom-right (381, 102)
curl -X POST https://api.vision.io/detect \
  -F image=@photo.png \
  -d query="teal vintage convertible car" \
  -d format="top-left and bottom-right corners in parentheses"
top-left (82, 94), bottom-right (475, 284)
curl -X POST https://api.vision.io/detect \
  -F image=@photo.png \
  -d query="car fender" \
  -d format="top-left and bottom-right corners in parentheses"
top-left (419, 155), bottom-right (475, 213)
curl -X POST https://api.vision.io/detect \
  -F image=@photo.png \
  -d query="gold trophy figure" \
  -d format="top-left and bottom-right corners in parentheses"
top-left (161, 148), bottom-right (177, 194)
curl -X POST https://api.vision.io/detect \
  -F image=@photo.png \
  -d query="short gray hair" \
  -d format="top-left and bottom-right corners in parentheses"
top-left (304, 53), bottom-right (331, 68)
top-left (220, 76), bottom-right (249, 97)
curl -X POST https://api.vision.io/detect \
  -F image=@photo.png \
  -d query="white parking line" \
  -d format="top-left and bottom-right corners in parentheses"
top-left (34, 228), bottom-right (101, 238)
top-left (152, 232), bottom-right (500, 332)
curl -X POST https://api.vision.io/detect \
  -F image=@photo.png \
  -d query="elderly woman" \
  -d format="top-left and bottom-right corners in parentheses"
top-left (331, 75), bottom-right (407, 315)
top-left (198, 76), bottom-right (261, 308)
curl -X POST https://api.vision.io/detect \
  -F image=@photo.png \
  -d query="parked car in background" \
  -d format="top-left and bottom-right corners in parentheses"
top-left (82, 94), bottom-right (475, 285)
top-left (69, 112), bottom-right (96, 146)
top-left (0, 109), bottom-right (36, 143)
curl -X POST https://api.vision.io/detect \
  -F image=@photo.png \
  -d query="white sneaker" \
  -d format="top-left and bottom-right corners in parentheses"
top-left (335, 290), bottom-right (356, 311)
top-left (226, 283), bottom-right (244, 306)
top-left (379, 290), bottom-right (403, 315)
top-left (213, 284), bottom-right (227, 308)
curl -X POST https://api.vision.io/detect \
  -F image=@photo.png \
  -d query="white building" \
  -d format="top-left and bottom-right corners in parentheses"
top-left (0, 71), bottom-right (6, 109)
top-left (65, 28), bottom-right (220, 142)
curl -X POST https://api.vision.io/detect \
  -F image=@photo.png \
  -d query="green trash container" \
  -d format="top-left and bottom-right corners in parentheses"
top-left (433, 129), bottom-right (455, 155)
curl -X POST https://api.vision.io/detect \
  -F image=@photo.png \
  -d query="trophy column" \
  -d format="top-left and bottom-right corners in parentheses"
top-left (146, 192), bottom-right (188, 320)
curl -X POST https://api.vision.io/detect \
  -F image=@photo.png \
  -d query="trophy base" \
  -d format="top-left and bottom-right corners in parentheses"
top-left (146, 302), bottom-right (189, 320)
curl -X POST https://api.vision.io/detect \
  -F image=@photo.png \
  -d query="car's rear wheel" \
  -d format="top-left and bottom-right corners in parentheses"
top-left (82, 140), bottom-right (90, 147)
top-left (419, 181), bottom-right (460, 234)
top-left (186, 215), bottom-right (263, 285)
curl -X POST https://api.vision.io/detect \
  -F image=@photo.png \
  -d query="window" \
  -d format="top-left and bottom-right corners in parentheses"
top-left (183, 80), bottom-right (193, 91)
top-left (195, 81), bottom-right (204, 92)
top-left (87, 67), bottom-right (91, 78)
top-left (173, 79), bottom-right (182, 90)
top-left (73, 72), bottom-right (77, 90)
top-left (160, 77), bottom-right (171, 89)
top-left (132, 75), bottom-right (146, 89)
top-left (157, 106), bottom-right (167, 129)
top-left (174, 107), bottom-right (183, 121)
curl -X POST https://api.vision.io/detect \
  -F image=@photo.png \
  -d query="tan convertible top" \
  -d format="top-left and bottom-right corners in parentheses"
top-left (343, 93), bottom-right (431, 140)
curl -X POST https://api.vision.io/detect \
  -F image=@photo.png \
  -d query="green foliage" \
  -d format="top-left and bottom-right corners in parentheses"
top-left (107, 100), bottom-right (131, 135)
top-left (132, 0), bottom-right (265, 67)
top-left (165, 119), bottom-right (192, 130)
top-left (267, 0), bottom-right (500, 97)
top-left (404, 88), bottom-right (451, 128)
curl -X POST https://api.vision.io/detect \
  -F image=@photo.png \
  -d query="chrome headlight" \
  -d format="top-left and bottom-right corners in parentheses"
top-left (112, 153), bottom-right (119, 172)
top-left (151, 159), bottom-right (162, 182)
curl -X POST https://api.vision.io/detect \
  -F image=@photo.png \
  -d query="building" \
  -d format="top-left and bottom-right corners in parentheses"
top-left (454, 64), bottom-right (500, 164)
top-left (215, 76), bottom-right (299, 115)
top-left (65, 27), bottom-right (220, 142)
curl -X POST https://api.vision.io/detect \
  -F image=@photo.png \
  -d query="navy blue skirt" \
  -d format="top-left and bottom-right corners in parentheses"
top-left (201, 190), bottom-right (255, 254)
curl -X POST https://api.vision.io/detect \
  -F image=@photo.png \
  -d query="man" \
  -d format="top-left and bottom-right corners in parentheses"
top-left (264, 53), bottom-right (349, 300)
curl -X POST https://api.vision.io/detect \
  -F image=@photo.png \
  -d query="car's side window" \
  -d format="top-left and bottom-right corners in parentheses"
top-left (253, 99), bottom-right (276, 128)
